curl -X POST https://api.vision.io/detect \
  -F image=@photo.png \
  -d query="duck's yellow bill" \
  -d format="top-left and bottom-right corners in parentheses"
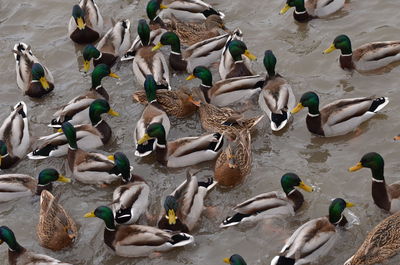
top-left (84, 211), bottom-right (96, 218)
top-left (186, 74), bottom-right (196, 81)
top-left (40, 77), bottom-right (50, 90)
top-left (244, 50), bottom-right (257, 60)
top-left (394, 135), bottom-right (400, 141)
top-left (346, 202), bottom-right (355, 208)
top-left (167, 209), bottom-right (177, 225)
top-left (348, 162), bottom-right (363, 172)
top-left (109, 72), bottom-right (120, 79)
top-left (107, 155), bottom-right (115, 161)
top-left (160, 4), bottom-right (168, 9)
top-left (323, 44), bottom-right (336, 54)
top-left (77, 17), bottom-right (86, 30)
top-left (83, 60), bottom-right (91, 73)
top-left (291, 103), bottom-right (304, 114)
top-left (152, 42), bottom-right (164, 52)
top-left (188, 95), bottom-right (201, 107)
top-left (57, 128), bottom-right (63, 133)
top-left (299, 181), bottom-right (313, 192)
top-left (108, 109), bottom-right (119, 116)
top-left (280, 4), bottom-right (291, 15)
top-left (223, 257), bottom-right (230, 264)
top-left (57, 175), bottom-right (71, 183)
top-left (138, 133), bottom-right (152, 145)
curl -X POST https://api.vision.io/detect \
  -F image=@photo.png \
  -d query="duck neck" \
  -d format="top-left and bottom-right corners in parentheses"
top-left (155, 137), bottom-right (168, 165)
top-left (307, 104), bottom-right (320, 116)
top-left (286, 189), bottom-right (304, 212)
top-left (35, 183), bottom-right (52, 195)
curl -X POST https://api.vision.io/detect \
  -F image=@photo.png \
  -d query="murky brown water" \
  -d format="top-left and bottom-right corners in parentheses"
top-left (1, 0), bottom-right (400, 264)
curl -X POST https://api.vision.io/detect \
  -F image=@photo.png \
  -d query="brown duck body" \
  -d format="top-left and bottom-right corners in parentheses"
top-left (225, 61), bottom-right (255, 79)
top-left (8, 247), bottom-right (72, 265)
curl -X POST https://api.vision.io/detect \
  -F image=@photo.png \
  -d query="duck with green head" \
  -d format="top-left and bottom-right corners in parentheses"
top-left (29, 99), bottom-right (119, 160)
top-left (224, 254), bottom-right (247, 265)
top-left (0, 226), bottom-right (72, 265)
top-left (84, 205), bottom-right (194, 257)
top-left (291, 91), bottom-right (389, 137)
top-left (323, 34), bottom-right (400, 72)
top-left (49, 63), bottom-right (119, 128)
top-left (349, 152), bottom-right (400, 213)
top-left (68, 0), bottom-right (103, 44)
top-left (220, 173), bottom-right (313, 228)
top-left (280, 0), bottom-right (345, 22)
top-left (271, 198), bottom-right (354, 265)
top-left (258, 50), bottom-right (296, 131)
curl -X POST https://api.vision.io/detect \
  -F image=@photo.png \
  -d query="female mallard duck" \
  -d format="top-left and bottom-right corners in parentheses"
top-left (344, 211), bottom-right (400, 265)
top-left (158, 170), bottom-right (217, 232)
top-left (0, 102), bottom-right (30, 169)
top-left (49, 64), bottom-right (119, 128)
top-left (271, 198), bottom-right (354, 265)
top-left (280, 0), bottom-right (345, 22)
top-left (186, 66), bottom-right (264, 107)
top-left (0, 168), bottom-right (70, 202)
top-left (84, 206), bottom-right (194, 257)
top-left (132, 19), bottom-right (170, 90)
top-left (82, 19), bottom-right (131, 72)
top-left (138, 123), bottom-right (224, 167)
top-left (220, 173), bottom-right (313, 227)
top-left (258, 50), bottom-right (296, 131)
top-left (291, 91), bottom-right (389, 137)
top-left (134, 75), bottom-right (170, 157)
top-left (68, 0), bottom-right (103, 44)
top-left (152, 29), bottom-right (242, 73)
top-left (349, 152), bottom-right (400, 213)
top-left (214, 130), bottom-right (251, 188)
top-left (12, 43), bottom-right (54, 98)
top-left (224, 254), bottom-right (247, 265)
top-left (323, 34), bottom-right (400, 72)
top-left (110, 152), bottom-right (150, 225)
top-left (37, 190), bottom-right (77, 251)
top-left (0, 226), bottom-right (72, 265)
top-left (29, 99), bottom-right (119, 159)
top-left (219, 39), bottom-right (256, 79)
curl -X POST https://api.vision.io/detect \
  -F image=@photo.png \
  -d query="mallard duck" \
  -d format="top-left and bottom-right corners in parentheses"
top-left (84, 206), bottom-right (194, 257)
top-left (68, 0), bottom-right (103, 44)
top-left (134, 75), bottom-right (171, 157)
top-left (82, 19), bottom-right (131, 72)
top-left (157, 170), bottom-right (217, 232)
top-left (280, 0), bottom-right (345, 22)
top-left (0, 226), bottom-right (72, 265)
top-left (323, 34), bottom-right (400, 72)
top-left (220, 173), bottom-right (313, 227)
top-left (0, 102), bottom-right (30, 169)
top-left (219, 39), bottom-right (256, 79)
top-left (132, 19), bottom-right (170, 90)
top-left (132, 87), bottom-right (199, 118)
top-left (152, 29), bottom-right (242, 73)
top-left (349, 152), bottom-right (400, 213)
top-left (138, 123), bottom-right (224, 167)
top-left (258, 50), bottom-right (296, 131)
top-left (291, 92), bottom-right (389, 137)
top-left (224, 254), bottom-right (247, 265)
top-left (344, 211), bottom-right (400, 265)
top-left (214, 130), bottom-right (251, 188)
top-left (28, 99), bottom-right (119, 159)
top-left (12, 43), bottom-right (54, 98)
top-left (37, 190), bottom-right (77, 251)
top-left (271, 198), bottom-right (354, 265)
top-left (110, 152), bottom-right (150, 225)
top-left (49, 64), bottom-right (119, 128)
top-left (0, 168), bottom-right (70, 202)
top-left (186, 66), bottom-right (264, 107)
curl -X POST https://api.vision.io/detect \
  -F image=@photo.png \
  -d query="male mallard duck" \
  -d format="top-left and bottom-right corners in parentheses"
top-left (82, 19), bottom-right (131, 72)
top-left (344, 211), bottom-right (400, 265)
top-left (0, 102), bottom-right (30, 169)
top-left (271, 198), bottom-right (354, 265)
top-left (220, 173), bottom-right (313, 227)
top-left (110, 152), bottom-right (150, 225)
top-left (158, 170), bottom-right (217, 232)
top-left (132, 19), bottom-right (170, 90)
top-left (49, 64), bottom-right (119, 128)
top-left (291, 92), bottom-right (389, 137)
top-left (186, 66), bottom-right (264, 107)
top-left (37, 190), bottom-right (77, 251)
top-left (258, 50), bottom-right (296, 131)
top-left (219, 39), bottom-right (256, 79)
top-left (29, 99), bottom-right (119, 159)
top-left (84, 206), bottom-right (194, 257)
top-left (280, 0), bottom-right (345, 22)
top-left (138, 123), bottom-right (224, 167)
top-left (68, 0), bottom-right (103, 44)
top-left (214, 130), bottom-right (251, 188)
top-left (152, 29), bottom-right (242, 73)
top-left (0, 168), bottom-right (70, 202)
top-left (0, 226), bottom-right (72, 265)
top-left (323, 34), bottom-right (400, 72)
top-left (224, 254), bottom-right (247, 265)
top-left (12, 43), bottom-right (54, 98)
top-left (134, 75), bottom-right (171, 157)
top-left (349, 152), bottom-right (400, 213)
